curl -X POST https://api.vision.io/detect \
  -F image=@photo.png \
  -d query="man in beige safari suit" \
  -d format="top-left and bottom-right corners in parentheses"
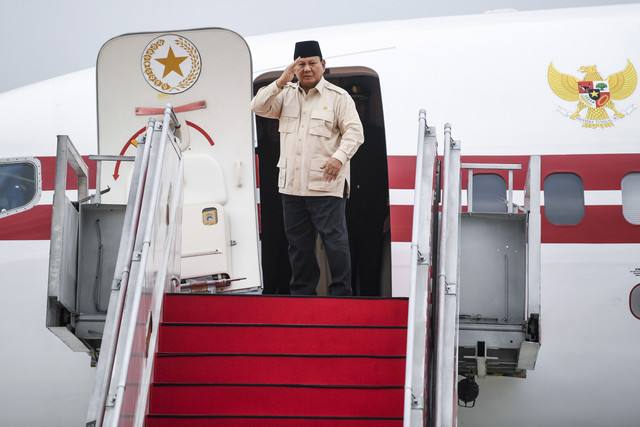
top-left (251, 40), bottom-right (364, 296)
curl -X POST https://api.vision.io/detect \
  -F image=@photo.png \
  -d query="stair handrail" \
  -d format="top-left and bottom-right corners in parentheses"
top-left (86, 117), bottom-right (155, 426)
top-left (108, 105), bottom-right (183, 426)
top-left (433, 124), bottom-right (462, 427)
top-left (87, 105), bottom-right (184, 427)
top-left (403, 110), bottom-right (439, 426)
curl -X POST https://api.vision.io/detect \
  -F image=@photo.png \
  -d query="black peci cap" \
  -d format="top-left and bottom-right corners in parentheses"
top-left (294, 40), bottom-right (322, 60)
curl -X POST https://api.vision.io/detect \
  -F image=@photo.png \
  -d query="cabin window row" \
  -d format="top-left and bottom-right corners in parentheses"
top-left (471, 172), bottom-right (640, 226)
top-left (2, 161), bottom-right (640, 227)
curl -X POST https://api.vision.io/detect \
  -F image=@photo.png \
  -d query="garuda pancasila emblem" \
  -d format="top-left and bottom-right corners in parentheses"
top-left (548, 60), bottom-right (637, 128)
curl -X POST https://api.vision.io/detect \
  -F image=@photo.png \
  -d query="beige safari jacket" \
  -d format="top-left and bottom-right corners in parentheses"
top-left (251, 78), bottom-right (364, 198)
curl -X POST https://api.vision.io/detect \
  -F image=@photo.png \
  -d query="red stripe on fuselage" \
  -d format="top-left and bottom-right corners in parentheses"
top-left (389, 205), bottom-right (413, 243)
top-left (0, 205), bottom-right (52, 240)
top-left (542, 205), bottom-right (640, 244)
top-left (39, 156), bottom-right (98, 191)
top-left (541, 154), bottom-right (640, 190)
top-left (387, 156), bottom-right (416, 189)
top-left (3, 154), bottom-right (639, 243)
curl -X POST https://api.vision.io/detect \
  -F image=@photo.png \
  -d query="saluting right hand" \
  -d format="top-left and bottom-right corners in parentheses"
top-left (276, 57), bottom-right (303, 89)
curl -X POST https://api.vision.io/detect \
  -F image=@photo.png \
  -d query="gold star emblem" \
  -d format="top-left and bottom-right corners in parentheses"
top-left (155, 46), bottom-right (188, 78)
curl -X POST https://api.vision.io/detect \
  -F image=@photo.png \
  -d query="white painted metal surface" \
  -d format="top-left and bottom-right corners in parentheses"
top-left (403, 110), bottom-right (438, 426)
top-left (434, 124), bottom-right (461, 427)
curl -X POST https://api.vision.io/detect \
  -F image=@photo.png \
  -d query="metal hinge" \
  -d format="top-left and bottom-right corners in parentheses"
top-left (106, 393), bottom-right (116, 407)
top-left (445, 280), bottom-right (457, 295)
top-left (411, 393), bottom-right (424, 409)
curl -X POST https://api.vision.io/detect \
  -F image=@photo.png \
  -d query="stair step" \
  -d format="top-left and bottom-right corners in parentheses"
top-left (158, 324), bottom-right (407, 356)
top-left (154, 354), bottom-right (405, 385)
top-left (163, 294), bottom-right (408, 326)
top-left (148, 294), bottom-right (408, 423)
top-left (148, 384), bottom-right (404, 418)
top-left (146, 415), bottom-right (403, 426)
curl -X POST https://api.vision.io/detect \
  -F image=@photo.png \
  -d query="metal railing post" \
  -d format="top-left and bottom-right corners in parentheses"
top-left (404, 110), bottom-right (438, 426)
top-left (48, 135), bottom-right (89, 313)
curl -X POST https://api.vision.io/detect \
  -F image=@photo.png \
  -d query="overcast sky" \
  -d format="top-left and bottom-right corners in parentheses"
top-left (1, 0), bottom-right (638, 93)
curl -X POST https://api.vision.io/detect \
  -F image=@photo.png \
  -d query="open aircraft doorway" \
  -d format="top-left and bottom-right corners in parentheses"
top-left (253, 67), bottom-right (392, 296)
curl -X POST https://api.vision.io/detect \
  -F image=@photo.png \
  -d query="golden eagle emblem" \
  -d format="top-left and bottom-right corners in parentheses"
top-left (548, 60), bottom-right (637, 128)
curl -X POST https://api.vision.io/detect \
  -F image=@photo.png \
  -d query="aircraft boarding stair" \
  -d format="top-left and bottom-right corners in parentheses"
top-left (46, 106), bottom-right (539, 426)
top-left (402, 112), bottom-right (541, 426)
top-left (146, 294), bottom-right (407, 426)
top-left (47, 104), bottom-right (411, 426)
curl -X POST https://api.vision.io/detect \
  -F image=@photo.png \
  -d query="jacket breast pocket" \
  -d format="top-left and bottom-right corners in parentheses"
top-left (279, 105), bottom-right (299, 134)
top-left (309, 109), bottom-right (334, 138)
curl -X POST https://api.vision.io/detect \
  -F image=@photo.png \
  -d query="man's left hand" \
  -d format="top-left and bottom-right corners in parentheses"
top-left (320, 158), bottom-right (343, 182)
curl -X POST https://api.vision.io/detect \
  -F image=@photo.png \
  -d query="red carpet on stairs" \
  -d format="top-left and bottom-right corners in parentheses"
top-left (146, 294), bottom-right (408, 426)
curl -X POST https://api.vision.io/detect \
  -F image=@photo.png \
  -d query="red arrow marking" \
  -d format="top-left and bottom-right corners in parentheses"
top-left (113, 127), bottom-right (146, 180)
top-left (186, 120), bottom-right (215, 146)
top-left (113, 122), bottom-right (215, 180)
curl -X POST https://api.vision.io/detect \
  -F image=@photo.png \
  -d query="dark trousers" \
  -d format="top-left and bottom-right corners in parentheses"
top-left (282, 194), bottom-right (352, 296)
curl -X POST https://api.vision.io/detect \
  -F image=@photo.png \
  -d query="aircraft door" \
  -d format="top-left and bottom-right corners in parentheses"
top-left (96, 29), bottom-right (261, 292)
top-left (253, 68), bottom-right (391, 296)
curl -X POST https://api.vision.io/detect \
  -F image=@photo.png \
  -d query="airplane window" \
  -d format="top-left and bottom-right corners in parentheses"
top-left (0, 162), bottom-right (37, 213)
top-left (621, 173), bottom-right (640, 225)
top-left (543, 173), bottom-right (585, 225)
top-left (472, 173), bottom-right (506, 213)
